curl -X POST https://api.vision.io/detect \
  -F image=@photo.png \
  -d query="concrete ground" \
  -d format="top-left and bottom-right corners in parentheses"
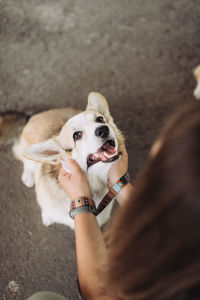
top-left (0, 0), bottom-right (199, 299)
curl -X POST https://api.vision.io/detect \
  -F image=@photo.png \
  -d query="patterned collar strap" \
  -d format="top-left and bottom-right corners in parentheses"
top-left (96, 173), bottom-right (130, 216)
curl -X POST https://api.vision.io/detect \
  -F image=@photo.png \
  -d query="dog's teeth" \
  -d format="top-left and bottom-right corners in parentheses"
top-left (104, 152), bottom-right (115, 159)
top-left (104, 152), bottom-right (110, 158)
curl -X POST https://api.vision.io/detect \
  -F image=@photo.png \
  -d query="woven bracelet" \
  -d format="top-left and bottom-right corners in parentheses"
top-left (69, 197), bottom-right (97, 219)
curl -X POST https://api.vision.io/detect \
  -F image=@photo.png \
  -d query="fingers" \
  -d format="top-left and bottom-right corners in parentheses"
top-left (66, 159), bottom-right (82, 172)
top-left (65, 158), bottom-right (82, 171)
top-left (58, 158), bottom-right (91, 199)
top-left (58, 167), bottom-right (70, 187)
top-left (59, 159), bottom-right (82, 178)
top-left (118, 141), bottom-right (128, 159)
top-left (59, 166), bottom-right (70, 177)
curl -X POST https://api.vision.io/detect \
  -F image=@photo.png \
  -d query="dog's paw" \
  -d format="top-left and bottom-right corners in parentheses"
top-left (21, 171), bottom-right (34, 188)
top-left (41, 212), bottom-right (54, 226)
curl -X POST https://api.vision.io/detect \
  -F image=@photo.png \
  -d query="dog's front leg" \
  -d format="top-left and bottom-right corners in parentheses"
top-left (21, 158), bottom-right (36, 188)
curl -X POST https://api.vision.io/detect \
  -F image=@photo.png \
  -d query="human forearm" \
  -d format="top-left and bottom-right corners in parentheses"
top-left (116, 182), bottom-right (135, 206)
top-left (107, 141), bottom-right (133, 207)
top-left (74, 212), bottom-right (107, 300)
top-left (58, 162), bottom-right (107, 299)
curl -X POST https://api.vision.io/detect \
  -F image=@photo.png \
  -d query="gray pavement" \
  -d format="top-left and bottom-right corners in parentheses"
top-left (0, 0), bottom-right (200, 299)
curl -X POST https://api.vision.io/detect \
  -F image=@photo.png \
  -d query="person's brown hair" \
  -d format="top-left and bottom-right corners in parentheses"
top-left (104, 103), bottom-right (200, 300)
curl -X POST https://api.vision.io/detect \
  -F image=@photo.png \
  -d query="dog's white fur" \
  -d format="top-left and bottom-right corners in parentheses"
top-left (13, 92), bottom-right (124, 229)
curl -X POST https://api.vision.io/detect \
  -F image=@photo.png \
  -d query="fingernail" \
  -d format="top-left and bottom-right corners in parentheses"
top-left (59, 159), bottom-right (71, 173)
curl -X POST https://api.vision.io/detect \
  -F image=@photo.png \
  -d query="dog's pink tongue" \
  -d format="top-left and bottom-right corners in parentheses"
top-left (90, 152), bottom-right (107, 162)
top-left (89, 142), bottom-right (118, 163)
top-left (101, 142), bottom-right (117, 154)
top-left (97, 145), bottom-right (118, 162)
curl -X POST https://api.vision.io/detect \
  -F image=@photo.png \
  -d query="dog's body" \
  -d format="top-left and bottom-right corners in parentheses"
top-left (13, 93), bottom-right (123, 229)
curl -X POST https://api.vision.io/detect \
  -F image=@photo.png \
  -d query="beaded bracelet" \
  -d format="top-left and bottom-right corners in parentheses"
top-left (69, 173), bottom-right (130, 220)
top-left (69, 197), bottom-right (97, 219)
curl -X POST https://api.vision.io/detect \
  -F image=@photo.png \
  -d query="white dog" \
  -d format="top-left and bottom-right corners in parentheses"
top-left (13, 92), bottom-right (124, 229)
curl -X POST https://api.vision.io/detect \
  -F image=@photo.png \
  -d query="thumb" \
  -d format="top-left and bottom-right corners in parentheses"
top-left (65, 158), bottom-right (82, 173)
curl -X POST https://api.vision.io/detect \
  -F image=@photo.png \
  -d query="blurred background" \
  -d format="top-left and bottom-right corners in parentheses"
top-left (0, 0), bottom-right (199, 299)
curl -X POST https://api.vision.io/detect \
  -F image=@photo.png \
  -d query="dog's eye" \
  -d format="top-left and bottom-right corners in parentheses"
top-left (96, 116), bottom-right (104, 123)
top-left (73, 131), bottom-right (82, 141)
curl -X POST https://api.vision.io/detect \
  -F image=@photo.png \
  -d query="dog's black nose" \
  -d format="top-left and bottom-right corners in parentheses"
top-left (95, 125), bottom-right (109, 138)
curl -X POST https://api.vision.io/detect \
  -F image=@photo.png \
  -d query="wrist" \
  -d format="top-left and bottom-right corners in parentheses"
top-left (116, 182), bottom-right (134, 206)
top-left (69, 196), bottom-right (97, 219)
top-left (108, 171), bottom-right (128, 189)
top-left (96, 172), bottom-right (130, 215)
top-left (70, 192), bottom-right (92, 202)
top-left (111, 173), bottom-right (130, 194)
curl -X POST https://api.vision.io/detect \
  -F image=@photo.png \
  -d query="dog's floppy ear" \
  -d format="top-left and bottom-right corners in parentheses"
top-left (86, 92), bottom-right (113, 121)
top-left (24, 138), bottom-right (62, 164)
top-left (24, 123), bottom-right (74, 164)
top-left (57, 122), bottom-right (74, 150)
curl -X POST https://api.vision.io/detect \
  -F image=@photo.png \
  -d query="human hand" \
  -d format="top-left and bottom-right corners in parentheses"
top-left (58, 159), bottom-right (92, 201)
top-left (108, 141), bottom-right (128, 188)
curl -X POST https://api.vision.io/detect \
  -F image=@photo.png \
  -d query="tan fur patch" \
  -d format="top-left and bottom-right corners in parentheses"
top-left (43, 150), bottom-right (59, 155)
top-left (21, 107), bottom-right (81, 146)
top-left (41, 163), bottom-right (60, 182)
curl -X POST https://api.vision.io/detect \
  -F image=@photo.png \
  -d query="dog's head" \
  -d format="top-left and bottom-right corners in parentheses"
top-left (25, 92), bottom-right (124, 179)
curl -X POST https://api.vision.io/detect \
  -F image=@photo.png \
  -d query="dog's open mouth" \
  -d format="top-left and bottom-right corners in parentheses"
top-left (87, 140), bottom-right (119, 168)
